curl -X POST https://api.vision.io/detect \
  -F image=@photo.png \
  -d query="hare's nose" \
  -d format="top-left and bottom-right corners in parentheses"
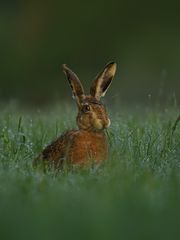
top-left (103, 119), bottom-right (111, 129)
top-left (107, 119), bottom-right (111, 127)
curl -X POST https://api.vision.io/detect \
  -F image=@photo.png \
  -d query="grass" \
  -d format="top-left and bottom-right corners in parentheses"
top-left (0, 103), bottom-right (180, 240)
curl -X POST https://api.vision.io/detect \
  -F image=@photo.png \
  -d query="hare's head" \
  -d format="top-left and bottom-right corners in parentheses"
top-left (63, 62), bottom-right (117, 131)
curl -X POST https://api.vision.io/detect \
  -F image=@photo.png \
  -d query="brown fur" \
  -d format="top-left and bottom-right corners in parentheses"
top-left (38, 129), bottom-right (107, 168)
top-left (35, 62), bottom-right (117, 169)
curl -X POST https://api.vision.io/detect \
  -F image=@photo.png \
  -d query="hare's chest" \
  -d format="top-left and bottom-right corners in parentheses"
top-left (68, 131), bottom-right (108, 165)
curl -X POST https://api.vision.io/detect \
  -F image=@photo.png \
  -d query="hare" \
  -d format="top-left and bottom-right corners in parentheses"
top-left (35, 62), bottom-right (117, 168)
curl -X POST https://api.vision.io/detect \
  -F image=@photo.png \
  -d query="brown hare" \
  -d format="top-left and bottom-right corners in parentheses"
top-left (35, 62), bottom-right (117, 168)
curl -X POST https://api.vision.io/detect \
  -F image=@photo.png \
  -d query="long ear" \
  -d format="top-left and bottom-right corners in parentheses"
top-left (90, 62), bottom-right (117, 100)
top-left (63, 64), bottom-right (85, 107)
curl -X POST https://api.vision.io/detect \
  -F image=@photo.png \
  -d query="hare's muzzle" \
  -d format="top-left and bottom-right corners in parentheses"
top-left (94, 118), bottom-right (111, 130)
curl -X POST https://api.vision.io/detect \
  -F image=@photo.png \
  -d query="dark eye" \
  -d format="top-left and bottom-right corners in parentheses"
top-left (82, 104), bottom-right (90, 112)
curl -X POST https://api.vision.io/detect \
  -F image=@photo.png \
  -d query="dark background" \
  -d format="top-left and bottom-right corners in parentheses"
top-left (1, 0), bottom-right (180, 106)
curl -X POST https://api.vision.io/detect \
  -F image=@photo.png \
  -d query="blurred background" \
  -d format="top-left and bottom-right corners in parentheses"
top-left (1, 0), bottom-right (180, 106)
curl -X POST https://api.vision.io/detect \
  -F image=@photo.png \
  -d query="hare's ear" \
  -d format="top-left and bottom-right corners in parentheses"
top-left (63, 64), bottom-right (85, 107)
top-left (90, 62), bottom-right (117, 100)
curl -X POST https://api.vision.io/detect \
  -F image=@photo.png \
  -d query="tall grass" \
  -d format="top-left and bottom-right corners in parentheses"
top-left (0, 103), bottom-right (180, 240)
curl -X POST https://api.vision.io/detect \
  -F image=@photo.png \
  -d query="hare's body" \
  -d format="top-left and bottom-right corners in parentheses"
top-left (36, 62), bottom-right (117, 168)
top-left (40, 129), bottom-right (108, 167)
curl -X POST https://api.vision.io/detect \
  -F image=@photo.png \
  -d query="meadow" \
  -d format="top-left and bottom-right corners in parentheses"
top-left (0, 102), bottom-right (180, 240)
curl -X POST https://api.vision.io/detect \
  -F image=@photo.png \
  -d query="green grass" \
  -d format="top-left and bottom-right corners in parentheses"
top-left (0, 103), bottom-right (180, 240)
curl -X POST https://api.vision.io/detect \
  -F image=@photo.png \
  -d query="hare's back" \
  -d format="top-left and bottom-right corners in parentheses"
top-left (39, 130), bottom-right (77, 167)
top-left (37, 129), bottom-right (108, 167)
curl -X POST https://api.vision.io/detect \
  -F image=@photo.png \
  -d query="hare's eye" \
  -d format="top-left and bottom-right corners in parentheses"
top-left (82, 104), bottom-right (90, 112)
